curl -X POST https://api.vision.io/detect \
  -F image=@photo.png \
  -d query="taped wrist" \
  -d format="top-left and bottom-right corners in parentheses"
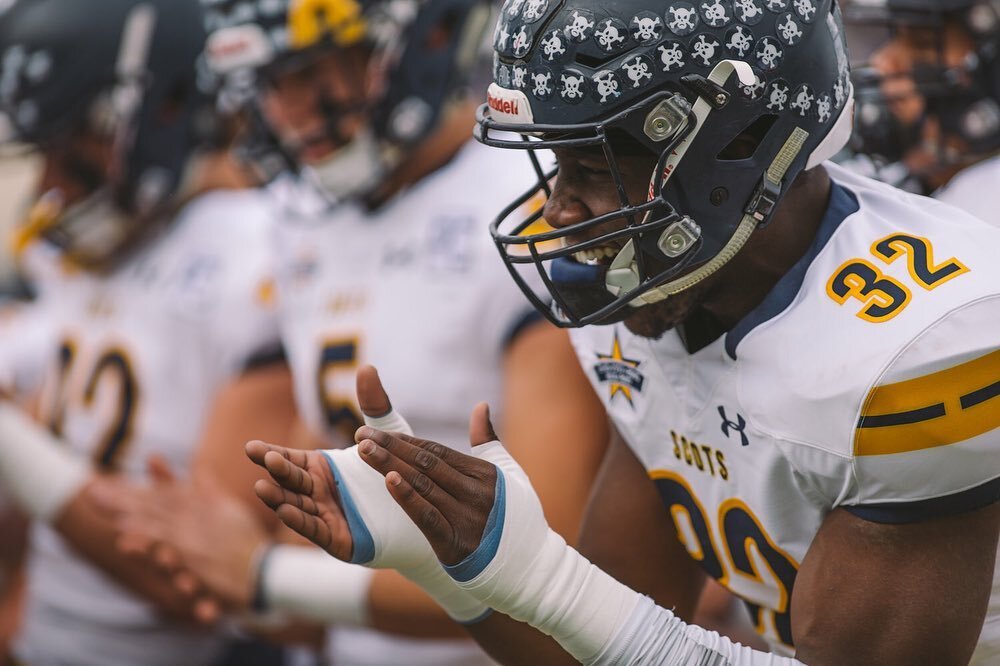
top-left (0, 402), bottom-right (90, 522)
top-left (443, 440), bottom-right (636, 661)
top-left (257, 544), bottom-right (375, 626)
top-left (322, 445), bottom-right (489, 623)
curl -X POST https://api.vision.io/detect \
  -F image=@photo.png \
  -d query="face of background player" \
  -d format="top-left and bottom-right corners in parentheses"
top-left (860, 18), bottom-right (978, 177)
top-left (33, 126), bottom-right (114, 214)
top-left (258, 45), bottom-right (370, 166)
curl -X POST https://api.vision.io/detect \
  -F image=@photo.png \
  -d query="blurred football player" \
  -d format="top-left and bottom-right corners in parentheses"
top-left (0, 1), bottom-right (301, 664)
top-left (246, 0), bottom-right (1000, 664)
top-left (107, 0), bottom-right (609, 664)
top-left (845, 0), bottom-right (1000, 219)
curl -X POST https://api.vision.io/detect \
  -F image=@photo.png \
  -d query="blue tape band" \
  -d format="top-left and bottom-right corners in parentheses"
top-left (323, 451), bottom-right (376, 565)
top-left (444, 470), bottom-right (506, 583)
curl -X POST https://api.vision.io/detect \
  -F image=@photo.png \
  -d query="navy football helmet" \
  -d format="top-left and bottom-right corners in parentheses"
top-left (846, 0), bottom-right (1000, 173)
top-left (477, 0), bottom-right (853, 327)
top-left (202, 0), bottom-right (493, 201)
top-left (0, 0), bottom-right (210, 270)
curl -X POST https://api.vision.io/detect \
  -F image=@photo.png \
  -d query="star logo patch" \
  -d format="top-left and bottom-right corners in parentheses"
top-left (594, 331), bottom-right (645, 406)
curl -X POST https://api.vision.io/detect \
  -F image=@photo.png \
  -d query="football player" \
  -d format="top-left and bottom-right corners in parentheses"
top-left (248, 0), bottom-right (1000, 663)
top-left (845, 0), bottom-right (1000, 219)
top-left (107, 0), bottom-right (609, 664)
top-left (0, 1), bottom-right (300, 664)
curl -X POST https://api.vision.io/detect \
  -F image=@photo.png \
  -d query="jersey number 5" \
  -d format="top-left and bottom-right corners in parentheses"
top-left (826, 233), bottom-right (968, 323)
top-left (316, 338), bottom-right (364, 440)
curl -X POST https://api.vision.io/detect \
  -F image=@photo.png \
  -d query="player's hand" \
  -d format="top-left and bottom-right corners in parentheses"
top-left (111, 457), bottom-right (269, 610)
top-left (354, 402), bottom-right (499, 566)
top-left (246, 441), bottom-right (354, 561)
top-left (86, 461), bottom-right (222, 624)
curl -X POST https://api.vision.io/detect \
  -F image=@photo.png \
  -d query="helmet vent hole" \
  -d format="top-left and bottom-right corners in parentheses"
top-left (574, 51), bottom-right (618, 69)
top-left (717, 113), bottom-right (778, 161)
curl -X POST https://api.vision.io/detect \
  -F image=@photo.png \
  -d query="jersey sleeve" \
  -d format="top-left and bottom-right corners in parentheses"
top-left (839, 295), bottom-right (1000, 523)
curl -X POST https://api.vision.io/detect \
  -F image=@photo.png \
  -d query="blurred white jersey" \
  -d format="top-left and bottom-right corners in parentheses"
top-left (0, 299), bottom-right (58, 400)
top-left (274, 140), bottom-right (539, 666)
top-left (16, 190), bottom-right (281, 666)
top-left (571, 163), bottom-right (1000, 661)
top-left (933, 154), bottom-right (1000, 225)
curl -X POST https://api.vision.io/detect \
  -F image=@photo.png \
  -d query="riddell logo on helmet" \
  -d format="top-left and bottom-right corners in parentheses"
top-left (488, 93), bottom-right (519, 116)
top-left (485, 83), bottom-right (534, 124)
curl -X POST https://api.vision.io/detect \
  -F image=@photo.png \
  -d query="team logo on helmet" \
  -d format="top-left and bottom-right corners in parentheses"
top-left (666, 2), bottom-right (700, 36)
top-left (699, 0), bottom-right (733, 28)
top-left (734, 0), bottom-right (764, 24)
top-left (657, 40), bottom-right (688, 71)
top-left (776, 13), bottom-right (803, 46)
top-left (287, 0), bottom-right (366, 49)
top-left (755, 35), bottom-right (783, 70)
top-left (630, 12), bottom-right (663, 43)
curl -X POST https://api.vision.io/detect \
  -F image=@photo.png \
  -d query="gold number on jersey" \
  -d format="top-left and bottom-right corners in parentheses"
top-left (45, 337), bottom-right (140, 471)
top-left (652, 470), bottom-right (799, 648)
top-left (316, 337), bottom-right (363, 441)
top-left (827, 234), bottom-right (967, 322)
top-left (870, 234), bottom-right (969, 290)
top-left (827, 259), bottom-right (911, 323)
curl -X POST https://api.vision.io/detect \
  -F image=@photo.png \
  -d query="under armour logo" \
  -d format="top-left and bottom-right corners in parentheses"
top-left (718, 406), bottom-right (749, 447)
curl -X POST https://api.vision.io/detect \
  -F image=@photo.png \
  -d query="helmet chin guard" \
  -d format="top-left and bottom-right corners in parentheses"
top-left (477, 0), bottom-right (852, 327)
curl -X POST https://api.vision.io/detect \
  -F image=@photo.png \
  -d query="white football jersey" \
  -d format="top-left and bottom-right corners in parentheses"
top-left (570, 162), bottom-right (1000, 661)
top-left (274, 140), bottom-right (539, 666)
top-left (933, 154), bottom-right (1000, 225)
top-left (16, 189), bottom-right (281, 666)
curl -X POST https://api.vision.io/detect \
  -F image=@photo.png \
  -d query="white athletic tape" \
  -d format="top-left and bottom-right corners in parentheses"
top-left (259, 544), bottom-right (375, 626)
top-left (324, 409), bottom-right (489, 622)
top-left (0, 401), bottom-right (90, 523)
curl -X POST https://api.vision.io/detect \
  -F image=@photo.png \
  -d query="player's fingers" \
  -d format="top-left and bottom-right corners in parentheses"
top-left (152, 542), bottom-right (183, 573)
top-left (383, 471), bottom-right (460, 564)
top-left (356, 365), bottom-right (392, 418)
top-left (275, 504), bottom-right (335, 553)
top-left (262, 449), bottom-right (314, 496)
top-left (193, 596), bottom-right (221, 625)
top-left (147, 454), bottom-right (177, 484)
top-left (253, 478), bottom-right (320, 515)
top-left (117, 531), bottom-right (155, 557)
top-left (361, 426), bottom-right (491, 492)
top-left (246, 440), bottom-right (311, 471)
top-left (173, 570), bottom-right (199, 597)
top-left (358, 436), bottom-right (467, 512)
top-left (468, 402), bottom-right (498, 447)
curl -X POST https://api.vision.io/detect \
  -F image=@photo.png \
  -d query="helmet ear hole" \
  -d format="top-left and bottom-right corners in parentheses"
top-left (717, 114), bottom-right (778, 161)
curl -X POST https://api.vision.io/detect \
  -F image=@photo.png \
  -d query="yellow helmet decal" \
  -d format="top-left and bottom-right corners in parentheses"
top-left (288, 0), bottom-right (367, 50)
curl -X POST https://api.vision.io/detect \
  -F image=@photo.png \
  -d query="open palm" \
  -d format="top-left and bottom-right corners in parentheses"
top-left (246, 441), bottom-right (354, 561)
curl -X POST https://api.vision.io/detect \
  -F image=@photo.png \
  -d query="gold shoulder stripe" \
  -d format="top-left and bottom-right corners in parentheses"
top-left (855, 348), bottom-right (1000, 457)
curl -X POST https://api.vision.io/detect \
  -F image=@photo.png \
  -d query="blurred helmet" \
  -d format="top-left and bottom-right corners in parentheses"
top-left (202, 0), bottom-right (493, 201)
top-left (476, 0), bottom-right (853, 327)
top-left (846, 0), bottom-right (1000, 169)
top-left (0, 0), bottom-right (211, 270)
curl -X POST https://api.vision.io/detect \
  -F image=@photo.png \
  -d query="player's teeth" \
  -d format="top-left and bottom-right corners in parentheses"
top-left (573, 246), bottom-right (617, 264)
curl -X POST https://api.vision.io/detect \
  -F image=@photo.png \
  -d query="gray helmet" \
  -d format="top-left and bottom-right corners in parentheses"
top-left (0, 0), bottom-right (210, 269)
top-left (477, 0), bottom-right (853, 327)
